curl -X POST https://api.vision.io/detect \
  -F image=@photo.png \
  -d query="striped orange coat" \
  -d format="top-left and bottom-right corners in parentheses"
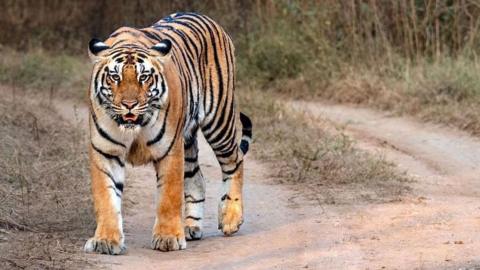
top-left (84, 12), bottom-right (252, 255)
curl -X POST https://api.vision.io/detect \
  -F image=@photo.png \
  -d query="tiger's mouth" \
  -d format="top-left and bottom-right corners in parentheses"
top-left (122, 112), bottom-right (138, 122)
top-left (116, 113), bottom-right (143, 128)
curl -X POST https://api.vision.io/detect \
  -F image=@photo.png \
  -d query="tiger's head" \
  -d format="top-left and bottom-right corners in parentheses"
top-left (88, 37), bottom-right (172, 129)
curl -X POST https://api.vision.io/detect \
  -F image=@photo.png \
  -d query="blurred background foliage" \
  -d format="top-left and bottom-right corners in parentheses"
top-left (3, 0), bottom-right (480, 132)
top-left (3, 0), bottom-right (480, 81)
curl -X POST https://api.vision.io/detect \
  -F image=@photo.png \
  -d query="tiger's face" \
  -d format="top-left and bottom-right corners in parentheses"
top-left (88, 39), bottom-right (172, 129)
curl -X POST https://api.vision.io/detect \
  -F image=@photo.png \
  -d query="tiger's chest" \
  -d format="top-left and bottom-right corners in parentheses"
top-left (90, 105), bottom-right (177, 165)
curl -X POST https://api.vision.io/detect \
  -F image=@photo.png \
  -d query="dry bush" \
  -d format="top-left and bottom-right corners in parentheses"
top-left (320, 56), bottom-right (480, 136)
top-left (400, 57), bottom-right (480, 134)
top-left (238, 86), bottom-right (411, 204)
top-left (0, 88), bottom-right (94, 269)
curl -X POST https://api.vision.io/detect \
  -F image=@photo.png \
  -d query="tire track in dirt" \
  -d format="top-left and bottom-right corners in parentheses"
top-left (290, 101), bottom-right (480, 269)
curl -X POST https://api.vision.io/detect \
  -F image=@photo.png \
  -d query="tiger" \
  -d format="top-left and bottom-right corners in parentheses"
top-left (83, 12), bottom-right (252, 255)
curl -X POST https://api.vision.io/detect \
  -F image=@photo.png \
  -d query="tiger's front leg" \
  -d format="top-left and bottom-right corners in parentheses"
top-left (151, 137), bottom-right (187, 251)
top-left (84, 144), bottom-right (126, 255)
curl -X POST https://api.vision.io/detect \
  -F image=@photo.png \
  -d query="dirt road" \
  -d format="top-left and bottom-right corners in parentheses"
top-left (56, 99), bottom-right (480, 269)
top-left (291, 101), bottom-right (480, 269)
top-left (56, 101), bottom-right (329, 270)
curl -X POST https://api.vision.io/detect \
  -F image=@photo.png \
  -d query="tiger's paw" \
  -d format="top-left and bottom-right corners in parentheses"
top-left (218, 197), bottom-right (243, 236)
top-left (184, 225), bottom-right (203, 240)
top-left (84, 237), bottom-right (126, 255)
top-left (151, 234), bottom-right (187, 251)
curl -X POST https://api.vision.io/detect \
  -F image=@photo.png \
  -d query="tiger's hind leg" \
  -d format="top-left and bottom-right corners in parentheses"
top-left (217, 157), bottom-right (244, 236)
top-left (202, 126), bottom-right (245, 236)
top-left (183, 136), bottom-right (206, 240)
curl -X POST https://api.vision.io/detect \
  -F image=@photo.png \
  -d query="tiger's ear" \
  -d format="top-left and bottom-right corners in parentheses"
top-left (150, 39), bottom-right (172, 61)
top-left (88, 38), bottom-right (110, 62)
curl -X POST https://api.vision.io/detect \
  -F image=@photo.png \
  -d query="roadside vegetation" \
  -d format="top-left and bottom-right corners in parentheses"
top-left (238, 86), bottom-right (411, 204)
top-left (5, 1), bottom-right (480, 137)
top-left (0, 48), bottom-right (89, 100)
top-left (0, 87), bottom-right (94, 269)
top-left (231, 1), bottom-right (480, 136)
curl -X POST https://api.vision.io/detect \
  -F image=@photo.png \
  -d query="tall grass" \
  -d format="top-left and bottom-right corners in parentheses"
top-left (4, 1), bottom-right (480, 59)
top-left (315, 54), bottom-right (480, 136)
top-left (3, 1), bottom-right (480, 132)
top-left (234, 1), bottom-right (480, 83)
top-left (4, 1), bottom-right (480, 82)
top-left (233, 1), bottom-right (480, 135)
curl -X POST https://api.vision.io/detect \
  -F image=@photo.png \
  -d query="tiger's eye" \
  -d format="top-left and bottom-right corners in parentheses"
top-left (139, 74), bottom-right (149, 82)
top-left (110, 74), bottom-right (120, 81)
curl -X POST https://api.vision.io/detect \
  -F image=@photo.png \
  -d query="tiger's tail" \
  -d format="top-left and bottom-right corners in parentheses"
top-left (239, 112), bottom-right (252, 155)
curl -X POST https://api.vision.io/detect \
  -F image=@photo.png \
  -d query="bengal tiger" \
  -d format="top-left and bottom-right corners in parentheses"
top-left (83, 12), bottom-right (252, 255)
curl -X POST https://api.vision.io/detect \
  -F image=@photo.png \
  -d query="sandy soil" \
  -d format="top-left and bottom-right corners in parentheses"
top-left (290, 101), bottom-right (480, 269)
top-left (55, 98), bottom-right (480, 270)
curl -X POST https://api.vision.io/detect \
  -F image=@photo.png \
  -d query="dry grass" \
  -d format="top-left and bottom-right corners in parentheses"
top-left (0, 47), bottom-right (89, 101)
top-left (231, 1), bottom-right (480, 137)
top-left (238, 86), bottom-right (412, 205)
top-left (314, 56), bottom-right (480, 136)
top-left (0, 87), bottom-right (95, 269)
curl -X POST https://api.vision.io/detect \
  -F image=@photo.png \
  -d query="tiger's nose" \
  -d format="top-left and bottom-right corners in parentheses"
top-left (121, 100), bottom-right (138, 109)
